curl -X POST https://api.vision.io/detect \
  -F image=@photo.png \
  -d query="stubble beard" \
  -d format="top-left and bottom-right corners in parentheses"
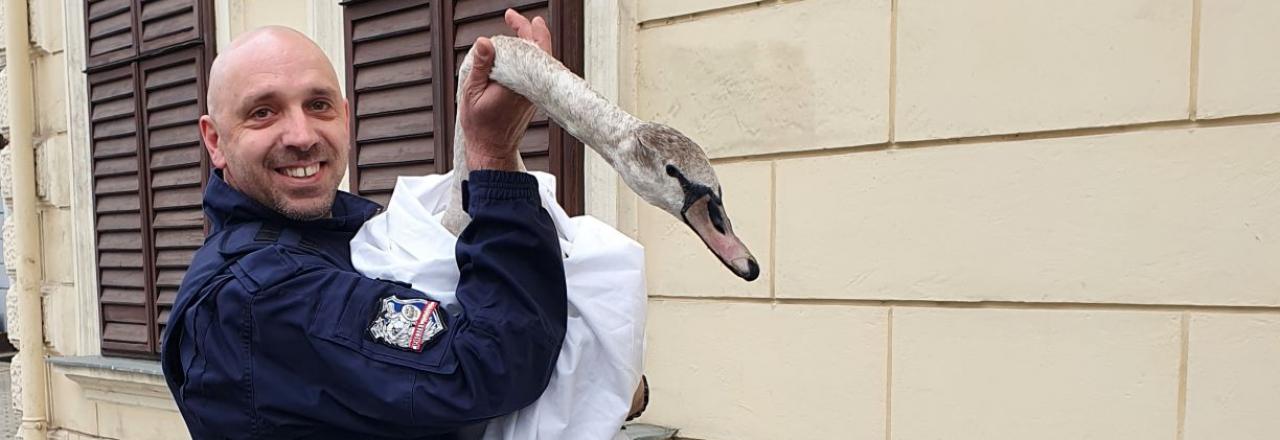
top-left (223, 149), bottom-right (340, 221)
top-left (267, 187), bottom-right (335, 221)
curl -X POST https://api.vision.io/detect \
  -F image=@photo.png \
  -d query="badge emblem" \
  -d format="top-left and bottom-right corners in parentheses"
top-left (368, 296), bottom-right (446, 352)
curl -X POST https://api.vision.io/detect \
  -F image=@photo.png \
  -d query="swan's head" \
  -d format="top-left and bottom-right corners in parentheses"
top-left (627, 123), bottom-right (760, 282)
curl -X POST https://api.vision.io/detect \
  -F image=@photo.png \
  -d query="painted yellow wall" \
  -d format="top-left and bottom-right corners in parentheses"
top-left (631, 1), bottom-right (1280, 439)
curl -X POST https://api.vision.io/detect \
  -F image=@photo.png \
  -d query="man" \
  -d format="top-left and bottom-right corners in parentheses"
top-left (161, 10), bottom-right (569, 439)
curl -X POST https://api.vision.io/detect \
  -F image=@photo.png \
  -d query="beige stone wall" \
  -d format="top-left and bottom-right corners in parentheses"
top-left (632, 1), bottom-right (1280, 439)
top-left (9, 0), bottom-right (78, 361)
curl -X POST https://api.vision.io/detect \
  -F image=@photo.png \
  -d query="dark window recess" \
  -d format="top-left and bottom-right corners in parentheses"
top-left (342, 0), bottom-right (584, 212)
top-left (85, 0), bottom-right (215, 358)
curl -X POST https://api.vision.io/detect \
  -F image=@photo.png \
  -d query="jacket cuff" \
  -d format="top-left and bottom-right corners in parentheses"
top-left (465, 170), bottom-right (540, 208)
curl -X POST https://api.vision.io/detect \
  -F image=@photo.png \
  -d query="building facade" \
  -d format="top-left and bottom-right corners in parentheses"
top-left (1, 0), bottom-right (1278, 439)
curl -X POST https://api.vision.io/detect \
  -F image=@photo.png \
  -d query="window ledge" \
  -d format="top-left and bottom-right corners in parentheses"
top-left (622, 423), bottom-right (678, 440)
top-left (47, 356), bottom-right (176, 411)
top-left (45, 357), bottom-right (679, 435)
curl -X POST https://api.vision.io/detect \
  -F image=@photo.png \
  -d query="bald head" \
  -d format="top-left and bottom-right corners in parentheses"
top-left (207, 26), bottom-right (339, 121)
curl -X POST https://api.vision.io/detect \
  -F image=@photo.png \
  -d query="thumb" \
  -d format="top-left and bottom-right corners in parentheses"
top-left (463, 38), bottom-right (495, 100)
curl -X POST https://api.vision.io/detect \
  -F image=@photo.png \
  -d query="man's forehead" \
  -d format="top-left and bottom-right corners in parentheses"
top-left (223, 65), bottom-right (339, 108)
top-left (236, 82), bottom-right (339, 106)
top-left (233, 65), bottom-right (338, 93)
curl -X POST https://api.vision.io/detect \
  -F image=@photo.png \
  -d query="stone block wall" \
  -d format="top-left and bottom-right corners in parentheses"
top-left (630, 1), bottom-right (1280, 439)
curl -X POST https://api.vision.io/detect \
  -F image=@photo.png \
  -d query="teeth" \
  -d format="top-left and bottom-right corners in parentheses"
top-left (283, 164), bottom-right (320, 178)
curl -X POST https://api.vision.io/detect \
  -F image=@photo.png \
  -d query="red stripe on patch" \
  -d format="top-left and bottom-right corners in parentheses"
top-left (409, 301), bottom-right (438, 351)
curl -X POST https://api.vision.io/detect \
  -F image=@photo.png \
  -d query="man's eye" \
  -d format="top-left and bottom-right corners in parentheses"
top-left (309, 101), bottom-right (332, 112)
top-left (251, 108), bottom-right (273, 119)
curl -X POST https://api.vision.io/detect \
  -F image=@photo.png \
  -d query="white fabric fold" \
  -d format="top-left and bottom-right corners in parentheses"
top-left (350, 171), bottom-right (646, 440)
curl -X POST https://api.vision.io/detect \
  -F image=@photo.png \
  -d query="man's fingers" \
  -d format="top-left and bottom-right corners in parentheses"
top-left (531, 16), bottom-right (552, 54)
top-left (505, 9), bottom-right (534, 41)
top-left (502, 9), bottom-right (552, 54)
top-left (463, 37), bottom-right (495, 101)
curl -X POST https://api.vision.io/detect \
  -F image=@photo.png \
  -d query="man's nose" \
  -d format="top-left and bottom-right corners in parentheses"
top-left (279, 108), bottom-right (321, 151)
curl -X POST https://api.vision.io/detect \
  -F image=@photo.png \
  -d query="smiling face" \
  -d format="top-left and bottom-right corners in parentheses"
top-left (200, 27), bottom-right (349, 220)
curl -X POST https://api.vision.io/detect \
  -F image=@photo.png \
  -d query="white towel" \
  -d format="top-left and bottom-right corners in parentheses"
top-left (350, 171), bottom-right (645, 440)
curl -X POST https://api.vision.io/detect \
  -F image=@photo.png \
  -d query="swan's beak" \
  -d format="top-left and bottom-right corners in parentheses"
top-left (683, 195), bottom-right (760, 282)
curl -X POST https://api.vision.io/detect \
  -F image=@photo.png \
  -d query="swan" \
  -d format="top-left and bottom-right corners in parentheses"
top-left (442, 35), bottom-right (760, 282)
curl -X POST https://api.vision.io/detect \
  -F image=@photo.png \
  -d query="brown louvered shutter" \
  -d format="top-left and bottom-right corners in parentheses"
top-left (86, 0), bottom-right (138, 67)
top-left (84, 0), bottom-right (215, 358)
top-left (139, 0), bottom-right (204, 53)
top-left (343, 0), bottom-right (583, 213)
top-left (345, 0), bottom-right (438, 207)
top-left (141, 48), bottom-right (209, 347)
top-left (89, 65), bottom-right (151, 354)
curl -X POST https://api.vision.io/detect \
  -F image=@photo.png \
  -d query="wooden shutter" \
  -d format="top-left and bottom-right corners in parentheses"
top-left (86, 0), bottom-right (138, 68)
top-left (90, 65), bottom-right (151, 354)
top-left (84, 0), bottom-right (214, 358)
top-left (346, 0), bottom-right (438, 207)
top-left (138, 0), bottom-right (203, 53)
top-left (343, 0), bottom-right (583, 213)
top-left (141, 48), bottom-right (209, 347)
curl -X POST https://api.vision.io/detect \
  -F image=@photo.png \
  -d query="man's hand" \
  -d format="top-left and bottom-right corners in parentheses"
top-left (460, 9), bottom-right (553, 171)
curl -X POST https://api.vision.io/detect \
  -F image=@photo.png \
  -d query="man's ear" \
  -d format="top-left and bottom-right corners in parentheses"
top-left (199, 115), bottom-right (226, 169)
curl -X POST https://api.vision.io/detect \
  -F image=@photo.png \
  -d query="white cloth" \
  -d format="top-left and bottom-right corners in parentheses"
top-left (350, 171), bottom-right (646, 440)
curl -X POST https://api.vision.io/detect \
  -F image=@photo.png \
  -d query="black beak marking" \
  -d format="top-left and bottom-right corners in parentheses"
top-left (667, 164), bottom-right (724, 225)
top-left (707, 200), bottom-right (726, 234)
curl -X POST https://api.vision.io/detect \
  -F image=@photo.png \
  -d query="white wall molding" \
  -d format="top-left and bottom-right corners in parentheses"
top-left (583, 0), bottom-right (640, 234)
top-left (307, 0), bottom-right (351, 191)
top-left (62, 0), bottom-right (100, 356)
top-left (214, 0), bottom-right (245, 57)
top-left (308, 0), bottom-right (347, 93)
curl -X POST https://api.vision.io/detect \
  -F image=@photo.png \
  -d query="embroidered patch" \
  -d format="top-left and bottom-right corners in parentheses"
top-left (368, 296), bottom-right (446, 352)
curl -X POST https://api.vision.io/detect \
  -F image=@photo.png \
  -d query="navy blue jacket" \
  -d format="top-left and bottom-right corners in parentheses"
top-left (161, 170), bottom-right (568, 439)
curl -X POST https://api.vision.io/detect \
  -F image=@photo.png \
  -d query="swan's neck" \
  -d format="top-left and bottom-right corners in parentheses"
top-left (443, 36), bottom-right (643, 235)
top-left (487, 36), bottom-right (640, 167)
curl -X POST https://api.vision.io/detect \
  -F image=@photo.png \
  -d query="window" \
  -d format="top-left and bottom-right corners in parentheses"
top-left (84, 0), bottom-right (215, 357)
top-left (342, 0), bottom-right (584, 212)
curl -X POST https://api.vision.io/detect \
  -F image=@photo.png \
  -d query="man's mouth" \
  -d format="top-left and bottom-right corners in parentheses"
top-left (277, 163), bottom-right (322, 179)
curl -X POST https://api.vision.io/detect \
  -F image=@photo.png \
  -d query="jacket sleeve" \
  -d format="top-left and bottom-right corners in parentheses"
top-left (178, 171), bottom-right (567, 437)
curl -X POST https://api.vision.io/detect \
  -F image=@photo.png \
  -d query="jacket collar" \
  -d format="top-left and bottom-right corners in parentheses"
top-left (203, 169), bottom-right (381, 235)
